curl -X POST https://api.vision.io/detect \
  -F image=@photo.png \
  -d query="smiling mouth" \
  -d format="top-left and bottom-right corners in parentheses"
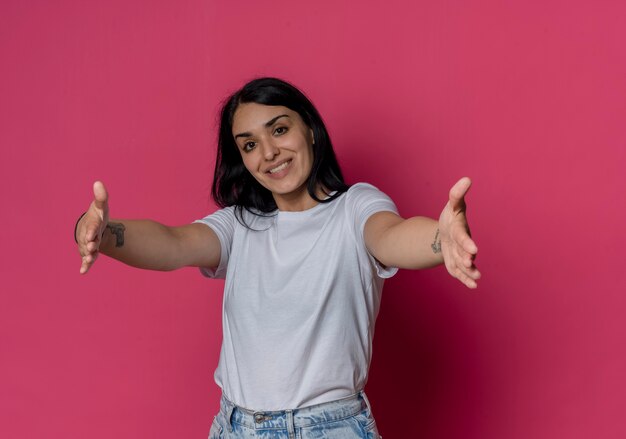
top-left (267, 159), bottom-right (292, 174)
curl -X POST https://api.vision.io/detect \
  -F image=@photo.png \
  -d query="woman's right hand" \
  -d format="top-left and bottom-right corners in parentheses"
top-left (76, 181), bottom-right (110, 274)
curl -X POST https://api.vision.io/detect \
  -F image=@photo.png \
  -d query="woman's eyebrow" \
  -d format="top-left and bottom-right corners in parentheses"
top-left (234, 114), bottom-right (290, 139)
top-left (265, 114), bottom-right (290, 127)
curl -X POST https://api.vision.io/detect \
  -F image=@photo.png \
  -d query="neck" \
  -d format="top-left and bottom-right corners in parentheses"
top-left (273, 185), bottom-right (327, 212)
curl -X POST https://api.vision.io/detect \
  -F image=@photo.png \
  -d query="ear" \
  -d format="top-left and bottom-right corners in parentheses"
top-left (309, 128), bottom-right (315, 144)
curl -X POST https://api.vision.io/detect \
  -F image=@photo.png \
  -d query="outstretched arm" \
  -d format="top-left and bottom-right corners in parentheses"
top-left (75, 181), bottom-right (221, 274)
top-left (364, 177), bottom-right (480, 288)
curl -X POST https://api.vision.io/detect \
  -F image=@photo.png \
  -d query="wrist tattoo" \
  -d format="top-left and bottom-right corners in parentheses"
top-left (431, 228), bottom-right (442, 254)
top-left (106, 222), bottom-right (126, 247)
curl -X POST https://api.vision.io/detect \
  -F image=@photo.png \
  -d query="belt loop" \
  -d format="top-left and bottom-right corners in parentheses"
top-left (286, 409), bottom-right (295, 439)
top-left (360, 390), bottom-right (374, 416)
top-left (225, 401), bottom-right (235, 433)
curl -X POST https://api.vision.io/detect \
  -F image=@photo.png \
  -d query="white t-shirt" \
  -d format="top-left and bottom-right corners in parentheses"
top-left (195, 183), bottom-right (398, 410)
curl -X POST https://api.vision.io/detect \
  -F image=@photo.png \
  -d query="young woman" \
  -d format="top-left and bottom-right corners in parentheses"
top-left (75, 77), bottom-right (480, 439)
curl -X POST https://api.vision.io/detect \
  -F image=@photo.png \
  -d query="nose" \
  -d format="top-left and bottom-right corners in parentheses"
top-left (261, 139), bottom-right (279, 160)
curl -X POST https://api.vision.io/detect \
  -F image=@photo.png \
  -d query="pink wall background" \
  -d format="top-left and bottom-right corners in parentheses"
top-left (1, 0), bottom-right (624, 438)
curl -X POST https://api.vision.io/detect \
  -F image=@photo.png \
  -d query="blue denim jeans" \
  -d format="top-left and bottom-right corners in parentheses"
top-left (209, 391), bottom-right (381, 439)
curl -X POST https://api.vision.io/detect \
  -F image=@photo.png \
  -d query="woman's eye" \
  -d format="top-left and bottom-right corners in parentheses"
top-left (274, 126), bottom-right (288, 135)
top-left (243, 141), bottom-right (256, 152)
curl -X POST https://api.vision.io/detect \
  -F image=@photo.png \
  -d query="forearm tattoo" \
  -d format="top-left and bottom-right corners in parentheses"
top-left (106, 222), bottom-right (126, 247)
top-left (431, 228), bottom-right (442, 254)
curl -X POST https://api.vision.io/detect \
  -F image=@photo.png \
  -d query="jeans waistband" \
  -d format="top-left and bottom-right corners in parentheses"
top-left (219, 391), bottom-right (372, 431)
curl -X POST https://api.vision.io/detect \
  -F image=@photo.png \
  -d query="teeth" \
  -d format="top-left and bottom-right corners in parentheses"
top-left (269, 160), bottom-right (290, 174)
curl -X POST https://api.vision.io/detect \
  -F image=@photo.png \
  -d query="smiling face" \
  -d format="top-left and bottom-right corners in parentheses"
top-left (232, 102), bottom-right (318, 211)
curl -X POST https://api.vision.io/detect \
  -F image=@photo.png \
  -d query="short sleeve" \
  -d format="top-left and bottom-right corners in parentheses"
top-left (344, 183), bottom-right (400, 278)
top-left (193, 206), bottom-right (236, 279)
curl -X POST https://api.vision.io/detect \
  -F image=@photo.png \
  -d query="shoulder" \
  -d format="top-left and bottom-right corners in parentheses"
top-left (344, 182), bottom-right (396, 208)
top-left (195, 205), bottom-right (237, 225)
top-left (338, 182), bottom-right (398, 233)
top-left (346, 182), bottom-right (386, 195)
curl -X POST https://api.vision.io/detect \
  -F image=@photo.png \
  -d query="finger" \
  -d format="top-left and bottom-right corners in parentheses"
top-left (461, 235), bottom-right (478, 256)
top-left (470, 267), bottom-right (481, 280)
top-left (80, 258), bottom-right (92, 274)
top-left (80, 260), bottom-right (89, 274)
top-left (459, 272), bottom-right (478, 289)
top-left (445, 238), bottom-right (481, 286)
top-left (455, 248), bottom-right (480, 278)
top-left (449, 260), bottom-right (478, 288)
top-left (452, 226), bottom-right (478, 255)
top-left (451, 246), bottom-right (481, 280)
top-left (86, 240), bottom-right (100, 253)
top-left (80, 252), bottom-right (95, 274)
top-left (446, 240), bottom-right (476, 277)
top-left (93, 181), bottom-right (109, 211)
top-left (446, 241), bottom-right (477, 275)
top-left (448, 177), bottom-right (472, 211)
top-left (463, 254), bottom-right (476, 268)
top-left (447, 261), bottom-right (477, 289)
top-left (454, 243), bottom-right (475, 268)
top-left (85, 223), bottom-right (101, 243)
top-left (461, 263), bottom-right (481, 280)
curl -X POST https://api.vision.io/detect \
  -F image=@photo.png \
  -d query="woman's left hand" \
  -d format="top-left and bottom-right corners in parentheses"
top-left (438, 177), bottom-right (481, 288)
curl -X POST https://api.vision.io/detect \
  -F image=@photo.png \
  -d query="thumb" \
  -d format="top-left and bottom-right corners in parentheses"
top-left (93, 181), bottom-right (109, 210)
top-left (448, 177), bottom-right (472, 210)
